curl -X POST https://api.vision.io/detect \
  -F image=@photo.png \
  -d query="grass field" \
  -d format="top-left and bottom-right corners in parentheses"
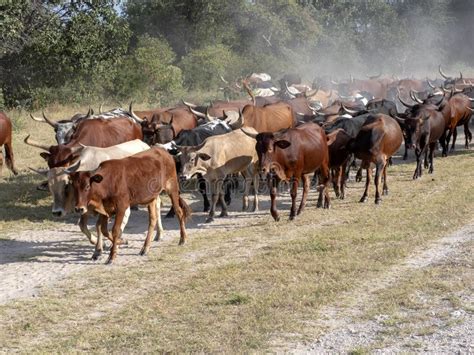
top-left (0, 108), bottom-right (473, 352)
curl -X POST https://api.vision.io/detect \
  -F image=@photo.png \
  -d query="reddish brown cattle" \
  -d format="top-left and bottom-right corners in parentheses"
top-left (351, 114), bottom-right (403, 203)
top-left (243, 122), bottom-right (330, 221)
top-left (444, 93), bottom-right (473, 151)
top-left (241, 102), bottom-right (295, 133)
top-left (326, 128), bottom-right (353, 199)
top-left (346, 79), bottom-right (387, 99)
top-left (0, 112), bottom-right (18, 176)
top-left (25, 117), bottom-right (143, 168)
top-left (135, 107), bottom-right (198, 145)
top-left (394, 103), bottom-right (446, 179)
top-left (71, 147), bottom-right (190, 264)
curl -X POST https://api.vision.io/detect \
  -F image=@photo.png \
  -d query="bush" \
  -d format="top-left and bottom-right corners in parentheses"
top-left (112, 35), bottom-right (184, 105)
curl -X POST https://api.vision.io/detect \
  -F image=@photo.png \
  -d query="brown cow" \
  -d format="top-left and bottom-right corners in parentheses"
top-left (24, 117), bottom-right (143, 168)
top-left (241, 102), bottom-right (295, 133)
top-left (0, 112), bottom-right (18, 176)
top-left (243, 122), bottom-right (330, 221)
top-left (351, 114), bottom-right (403, 203)
top-left (444, 93), bottom-right (473, 151)
top-left (71, 147), bottom-right (190, 264)
top-left (134, 107), bottom-right (198, 145)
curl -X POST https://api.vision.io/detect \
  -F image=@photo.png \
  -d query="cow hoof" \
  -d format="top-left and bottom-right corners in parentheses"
top-left (178, 239), bottom-right (186, 246)
top-left (105, 258), bottom-right (114, 265)
top-left (154, 232), bottom-right (163, 242)
top-left (383, 189), bottom-right (389, 196)
top-left (359, 196), bottom-right (368, 203)
top-left (91, 251), bottom-right (102, 261)
top-left (203, 207), bottom-right (210, 212)
top-left (273, 216), bottom-right (280, 222)
top-left (205, 217), bottom-right (214, 223)
top-left (289, 215), bottom-right (295, 221)
top-left (139, 248), bottom-right (147, 256)
top-left (219, 211), bottom-right (229, 218)
top-left (375, 198), bottom-right (382, 204)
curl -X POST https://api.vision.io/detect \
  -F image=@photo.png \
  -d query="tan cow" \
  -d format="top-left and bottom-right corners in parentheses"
top-left (179, 128), bottom-right (260, 223)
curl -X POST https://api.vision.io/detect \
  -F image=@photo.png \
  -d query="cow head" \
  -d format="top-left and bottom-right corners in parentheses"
top-left (141, 113), bottom-right (176, 145)
top-left (176, 144), bottom-right (209, 180)
top-left (253, 132), bottom-right (290, 179)
top-left (71, 170), bottom-right (103, 215)
top-left (392, 107), bottom-right (430, 152)
top-left (47, 167), bottom-right (75, 217)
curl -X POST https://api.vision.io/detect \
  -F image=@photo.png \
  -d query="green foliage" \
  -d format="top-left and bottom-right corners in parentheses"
top-left (180, 44), bottom-right (236, 90)
top-left (112, 35), bottom-right (184, 105)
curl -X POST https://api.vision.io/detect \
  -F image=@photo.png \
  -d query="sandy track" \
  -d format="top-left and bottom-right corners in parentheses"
top-left (286, 222), bottom-right (474, 353)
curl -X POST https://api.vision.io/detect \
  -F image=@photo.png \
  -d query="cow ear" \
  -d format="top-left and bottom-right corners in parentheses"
top-left (275, 140), bottom-right (291, 149)
top-left (40, 152), bottom-right (51, 161)
top-left (197, 153), bottom-right (211, 161)
top-left (90, 174), bottom-right (103, 184)
top-left (326, 133), bottom-right (337, 146)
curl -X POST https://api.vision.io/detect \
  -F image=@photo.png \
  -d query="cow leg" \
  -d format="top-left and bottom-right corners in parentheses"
top-left (359, 163), bottom-right (371, 203)
top-left (464, 122), bottom-right (472, 149)
top-left (198, 174), bottom-right (210, 212)
top-left (297, 174), bottom-right (310, 216)
top-left (355, 166), bottom-right (363, 182)
top-left (428, 142), bottom-right (436, 174)
top-left (93, 215), bottom-right (108, 260)
top-left (374, 159), bottom-right (385, 204)
top-left (269, 176), bottom-right (280, 222)
top-left (413, 148), bottom-right (424, 180)
top-left (382, 161), bottom-right (389, 196)
top-left (289, 177), bottom-right (298, 220)
top-left (423, 148), bottom-right (429, 169)
top-left (318, 160), bottom-right (331, 209)
top-left (224, 175), bottom-right (232, 206)
top-left (106, 206), bottom-right (127, 264)
top-left (206, 180), bottom-right (220, 223)
top-left (79, 213), bottom-right (97, 245)
top-left (140, 199), bottom-right (158, 256)
top-left (4, 141), bottom-right (18, 175)
top-left (0, 149), bottom-right (3, 176)
top-left (154, 195), bottom-right (164, 241)
top-left (252, 169), bottom-right (259, 212)
top-left (167, 187), bottom-right (188, 245)
top-left (241, 170), bottom-right (250, 211)
top-left (339, 160), bottom-right (348, 200)
top-left (218, 179), bottom-right (228, 218)
top-left (331, 168), bottom-right (340, 198)
top-left (450, 127), bottom-right (457, 151)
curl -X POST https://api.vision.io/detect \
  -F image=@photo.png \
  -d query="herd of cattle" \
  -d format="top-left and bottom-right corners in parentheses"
top-left (0, 65), bottom-right (473, 264)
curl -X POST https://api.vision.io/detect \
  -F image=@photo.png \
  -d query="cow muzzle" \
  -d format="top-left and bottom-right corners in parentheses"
top-left (75, 206), bottom-right (88, 215)
top-left (52, 209), bottom-right (66, 218)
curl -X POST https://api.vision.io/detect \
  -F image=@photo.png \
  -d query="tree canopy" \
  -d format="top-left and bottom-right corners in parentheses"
top-left (0, 0), bottom-right (472, 109)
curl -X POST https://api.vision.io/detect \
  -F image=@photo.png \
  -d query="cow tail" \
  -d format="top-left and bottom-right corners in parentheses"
top-left (4, 142), bottom-right (18, 175)
top-left (178, 196), bottom-right (192, 221)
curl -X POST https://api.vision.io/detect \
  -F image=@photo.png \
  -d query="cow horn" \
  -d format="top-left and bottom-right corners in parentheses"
top-left (29, 167), bottom-right (48, 176)
top-left (304, 86), bottom-right (320, 98)
top-left (433, 92), bottom-right (446, 106)
top-left (24, 135), bottom-right (51, 151)
top-left (330, 79), bottom-right (339, 85)
top-left (181, 100), bottom-right (197, 109)
top-left (306, 102), bottom-right (318, 114)
top-left (205, 108), bottom-right (217, 121)
top-left (468, 97), bottom-right (474, 102)
top-left (64, 160), bottom-right (81, 174)
top-left (427, 79), bottom-right (436, 89)
top-left (128, 102), bottom-right (144, 123)
top-left (85, 107), bottom-right (93, 118)
top-left (240, 127), bottom-right (258, 139)
top-left (467, 106), bottom-right (474, 112)
top-left (99, 103), bottom-right (103, 114)
top-left (410, 90), bottom-right (423, 104)
top-left (30, 113), bottom-right (45, 123)
top-left (350, 74), bottom-right (354, 83)
top-left (188, 106), bottom-right (206, 119)
top-left (69, 144), bottom-right (85, 155)
top-left (342, 103), bottom-right (360, 115)
top-left (459, 72), bottom-right (463, 80)
top-left (41, 111), bottom-right (59, 127)
top-left (367, 72), bottom-right (381, 80)
top-left (439, 65), bottom-right (451, 79)
top-left (398, 94), bottom-right (415, 108)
